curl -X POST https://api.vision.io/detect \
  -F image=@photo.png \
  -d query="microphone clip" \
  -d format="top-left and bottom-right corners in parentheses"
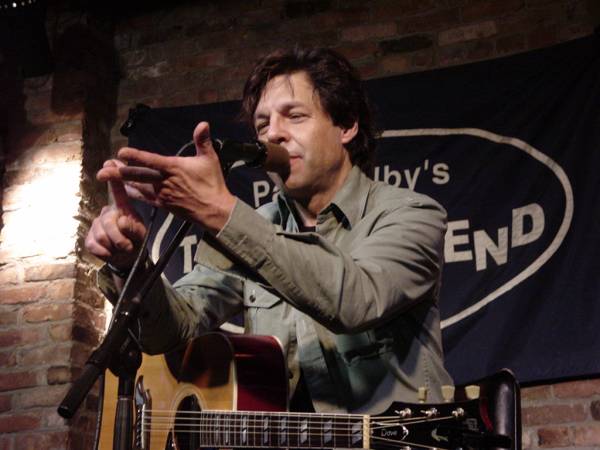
top-left (213, 139), bottom-right (268, 168)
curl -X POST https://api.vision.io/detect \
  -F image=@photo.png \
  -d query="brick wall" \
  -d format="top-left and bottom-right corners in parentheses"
top-left (109, 0), bottom-right (595, 150)
top-left (522, 379), bottom-right (600, 449)
top-left (0, 9), bottom-right (117, 450)
top-left (0, 0), bottom-right (597, 449)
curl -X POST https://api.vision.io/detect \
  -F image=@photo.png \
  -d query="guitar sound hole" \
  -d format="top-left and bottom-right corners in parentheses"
top-left (174, 395), bottom-right (202, 450)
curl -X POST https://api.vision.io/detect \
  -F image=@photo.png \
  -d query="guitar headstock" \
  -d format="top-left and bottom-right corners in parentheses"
top-left (369, 398), bottom-right (511, 450)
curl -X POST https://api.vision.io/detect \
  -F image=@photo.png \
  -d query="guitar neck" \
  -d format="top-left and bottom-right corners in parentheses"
top-left (118, 335), bottom-right (494, 450)
top-left (145, 409), bottom-right (370, 449)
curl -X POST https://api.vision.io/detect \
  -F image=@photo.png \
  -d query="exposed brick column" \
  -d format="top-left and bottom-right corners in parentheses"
top-left (0, 16), bottom-right (117, 450)
top-left (522, 379), bottom-right (600, 449)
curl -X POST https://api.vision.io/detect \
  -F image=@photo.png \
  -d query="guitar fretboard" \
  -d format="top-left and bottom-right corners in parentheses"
top-left (143, 409), bottom-right (369, 449)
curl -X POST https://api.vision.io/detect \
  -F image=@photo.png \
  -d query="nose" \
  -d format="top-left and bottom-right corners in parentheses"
top-left (265, 115), bottom-right (289, 145)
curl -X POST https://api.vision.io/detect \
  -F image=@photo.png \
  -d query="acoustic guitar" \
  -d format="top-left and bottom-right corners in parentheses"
top-left (98, 332), bottom-right (510, 450)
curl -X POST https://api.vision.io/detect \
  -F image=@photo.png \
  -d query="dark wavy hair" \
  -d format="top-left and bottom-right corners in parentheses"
top-left (240, 47), bottom-right (377, 173)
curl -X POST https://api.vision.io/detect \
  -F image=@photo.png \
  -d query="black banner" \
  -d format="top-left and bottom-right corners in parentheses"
top-left (126, 35), bottom-right (600, 385)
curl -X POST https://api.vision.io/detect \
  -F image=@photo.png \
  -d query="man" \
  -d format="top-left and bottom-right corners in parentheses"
top-left (86, 47), bottom-right (453, 413)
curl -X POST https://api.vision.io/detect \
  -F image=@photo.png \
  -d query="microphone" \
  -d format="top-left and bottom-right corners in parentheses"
top-left (213, 139), bottom-right (289, 179)
top-left (118, 139), bottom-right (290, 181)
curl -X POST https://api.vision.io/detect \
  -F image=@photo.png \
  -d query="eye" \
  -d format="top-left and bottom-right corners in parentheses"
top-left (288, 112), bottom-right (306, 121)
top-left (255, 122), bottom-right (268, 135)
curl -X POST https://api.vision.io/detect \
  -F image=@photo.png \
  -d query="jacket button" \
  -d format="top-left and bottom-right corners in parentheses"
top-left (249, 290), bottom-right (256, 303)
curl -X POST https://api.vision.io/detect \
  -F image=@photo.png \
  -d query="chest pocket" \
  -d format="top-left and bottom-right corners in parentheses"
top-left (243, 281), bottom-right (284, 334)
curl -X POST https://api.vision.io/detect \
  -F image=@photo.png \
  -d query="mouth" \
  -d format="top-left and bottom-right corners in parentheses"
top-left (289, 155), bottom-right (302, 168)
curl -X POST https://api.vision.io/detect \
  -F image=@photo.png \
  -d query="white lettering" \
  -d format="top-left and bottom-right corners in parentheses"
top-left (444, 220), bottom-right (473, 263)
top-left (404, 167), bottom-right (421, 190)
top-left (373, 162), bottom-right (450, 188)
top-left (432, 163), bottom-right (450, 184)
top-left (383, 165), bottom-right (402, 187)
top-left (445, 204), bottom-right (546, 271)
top-left (253, 180), bottom-right (271, 208)
top-left (151, 213), bottom-right (174, 262)
top-left (512, 203), bottom-right (544, 247)
top-left (474, 227), bottom-right (508, 271)
top-left (179, 234), bottom-right (198, 273)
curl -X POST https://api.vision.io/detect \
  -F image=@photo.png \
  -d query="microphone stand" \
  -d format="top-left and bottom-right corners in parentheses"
top-left (58, 146), bottom-right (244, 449)
top-left (57, 219), bottom-right (192, 449)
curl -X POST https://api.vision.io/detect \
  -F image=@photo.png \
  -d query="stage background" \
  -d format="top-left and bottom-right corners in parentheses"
top-left (125, 35), bottom-right (600, 386)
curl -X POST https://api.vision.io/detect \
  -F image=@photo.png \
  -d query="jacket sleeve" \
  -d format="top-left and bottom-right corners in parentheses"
top-left (97, 261), bottom-right (244, 354)
top-left (215, 195), bottom-right (446, 334)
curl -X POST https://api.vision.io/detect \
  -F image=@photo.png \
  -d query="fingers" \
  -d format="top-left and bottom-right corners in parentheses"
top-left (124, 182), bottom-right (161, 206)
top-left (109, 178), bottom-right (133, 213)
top-left (85, 205), bottom-right (147, 266)
top-left (99, 160), bottom-right (136, 213)
top-left (85, 208), bottom-right (122, 260)
top-left (117, 214), bottom-right (147, 243)
top-left (118, 147), bottom-right (171, 171)
top-left (85, 214), bottom-right (111, 259)
top-left (119, 165), bottom-right (164, 182)
top-left (193, 121), bottom-right (215, 157)
top-left (96, 159), bottom-right (123, 182)
top-left (96, 158), bottom-right (161, 208)
top-left (100, 207), bottom-right (136, 252)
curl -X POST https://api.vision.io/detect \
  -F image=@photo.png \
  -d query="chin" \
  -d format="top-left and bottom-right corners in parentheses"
top-left (282, 179), bottom-right (312, 200)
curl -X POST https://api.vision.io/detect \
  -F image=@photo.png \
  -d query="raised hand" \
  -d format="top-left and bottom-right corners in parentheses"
top-left (85, 160), bottom-right (147, 270)
top-left (115, 122), bottom-right (237, 234)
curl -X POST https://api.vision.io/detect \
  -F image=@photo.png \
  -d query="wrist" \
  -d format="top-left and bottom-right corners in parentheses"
top-left (203, 194), bottom-right (237, 235)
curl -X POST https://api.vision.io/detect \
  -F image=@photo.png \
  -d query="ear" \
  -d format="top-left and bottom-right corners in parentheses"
top-left (340, 121), bottom-right (359, 144)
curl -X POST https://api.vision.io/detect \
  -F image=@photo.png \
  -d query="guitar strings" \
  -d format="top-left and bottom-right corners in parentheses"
top-left (136, 426), bottom-right (442, 450)
top-left (142, 408), bottom-right (366, 418)
top-left (139, 409), bottom-right (456, 427)
top-left (140, 423), bottom-right (373, 434)
top-left (140, 408), bottom-right (450, 422)
top-left (134, 408), bottom-right (461, 449)
top-left (136, 415), bottom-right (457, 436)
top-left (140, 415), bottom-right (376, 430)
top-left (135, 420), bottom-right (449, 450)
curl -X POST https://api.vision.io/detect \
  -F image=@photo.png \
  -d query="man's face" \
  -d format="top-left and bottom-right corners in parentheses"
top-left (253, 71), bottom-right (356, 203)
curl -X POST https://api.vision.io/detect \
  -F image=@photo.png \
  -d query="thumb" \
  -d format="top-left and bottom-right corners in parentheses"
top-left (117, 213), bottom-right (146, 245)
top-left (193, 121), bottom-right (216, 157)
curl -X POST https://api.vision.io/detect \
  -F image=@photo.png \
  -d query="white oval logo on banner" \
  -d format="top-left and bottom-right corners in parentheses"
top-left (381, 128), bottom-right (574, 328)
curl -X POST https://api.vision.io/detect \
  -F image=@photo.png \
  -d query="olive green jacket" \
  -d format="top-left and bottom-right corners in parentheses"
top-left (101, 166), bottom-right (453, 413)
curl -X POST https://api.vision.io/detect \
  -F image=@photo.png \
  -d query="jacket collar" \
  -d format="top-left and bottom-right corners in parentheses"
top-left (277, 165), bottom-right (371, 230)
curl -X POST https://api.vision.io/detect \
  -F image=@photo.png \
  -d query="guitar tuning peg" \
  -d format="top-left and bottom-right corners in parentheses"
top-left (421, 407), bottom-right (438, 418)
top-left (465, 384), bottom-right (481, 400)
top-left (418, 386), bottom-right (428, 403)
top-left (441, 385), bottom-right (455, 402)
top-left (452, 407), bottom-right (465, 419)
top-left (395, 408), bottom-right (412, 419)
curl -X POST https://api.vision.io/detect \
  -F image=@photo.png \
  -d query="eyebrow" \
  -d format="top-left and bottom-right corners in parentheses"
top-left (254, 101), bottom-right (306, 121)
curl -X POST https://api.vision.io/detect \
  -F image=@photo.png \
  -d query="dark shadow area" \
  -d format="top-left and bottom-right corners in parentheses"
top-left (0, 2), bottom-right (50, 234)
top-left (50, 19), bottom-right (120, 213)
top-left (456, 369), bottom-right (522, 450)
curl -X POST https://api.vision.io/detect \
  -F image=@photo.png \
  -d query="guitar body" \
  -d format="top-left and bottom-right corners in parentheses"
top-left (98, 333), bottom-right (288, 450)
top-left (98, 332), bottom-right (509, 450)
